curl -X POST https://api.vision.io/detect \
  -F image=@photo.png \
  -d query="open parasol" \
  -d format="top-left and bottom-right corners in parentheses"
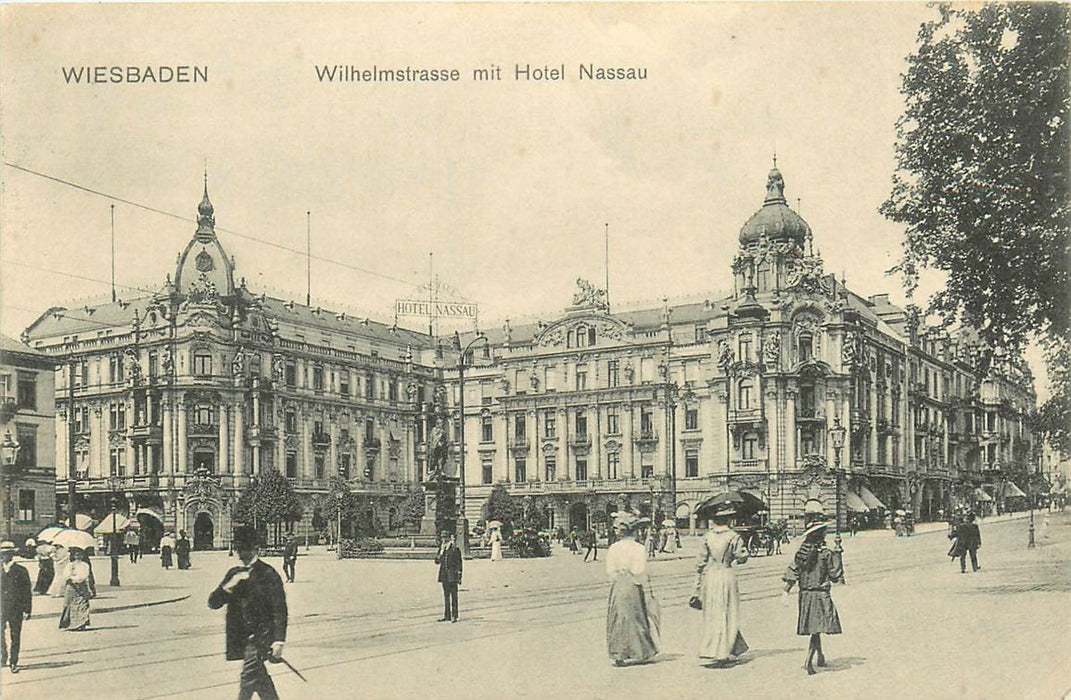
top-left (63, 513), bottom-right (96, 531)
top-left (37, 525), bottom-right (66, 543)
top-left (696, 490), bottom-right (767, 520)
top-left (53, 528), bottom-right (97, 550)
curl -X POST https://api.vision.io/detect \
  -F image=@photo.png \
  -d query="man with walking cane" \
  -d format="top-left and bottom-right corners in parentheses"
top-left (209, 525), bottom-right (290, 699)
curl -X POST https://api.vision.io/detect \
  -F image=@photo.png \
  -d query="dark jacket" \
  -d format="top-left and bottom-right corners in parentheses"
top-left (956, 522), bottom-right (981, 550)
top-left (207, 559), bottom-right (287, 660)
top-left (1, 562), bottom-right (32, 618)
top-left (435, 544), bottom-right (463, 584)
top-left (283, 540), bottom-right (298, 562)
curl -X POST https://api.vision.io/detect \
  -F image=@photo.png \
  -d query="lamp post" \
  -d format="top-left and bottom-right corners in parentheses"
top-left (455, 332), bottom-right (487, 559)
top-left (1, 430), bottom-right (21, 539)
top-left (828, 417), bottom-right (847, 550)
top-left (1027, 472), bottom-right (1036, 549)
top-left (107, 493), bottom-right (121, 586)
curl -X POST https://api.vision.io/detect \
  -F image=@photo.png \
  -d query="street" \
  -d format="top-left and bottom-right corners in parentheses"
top-left (4, 513), bottom-right (1069, 700)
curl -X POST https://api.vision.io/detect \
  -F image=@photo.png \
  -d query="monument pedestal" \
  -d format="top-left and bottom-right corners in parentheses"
top-left (420, 474), bottom-right (459, 537)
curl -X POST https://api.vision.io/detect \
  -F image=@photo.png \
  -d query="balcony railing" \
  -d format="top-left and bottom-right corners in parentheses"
top-left (633, 430), bottom-right (659, 447)
top-left (481, 476), bottom-right (663, 494)
top-left (568, 434), bottom-right (592, 448)
top-left (731, 459), bottom-right (766, 472)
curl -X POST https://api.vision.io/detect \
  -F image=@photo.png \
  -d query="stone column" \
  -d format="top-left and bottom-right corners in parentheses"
top-left (162, 399), bottom-right (173, 475)
top-left (592, 406), bottom-right (602, 479)
top-left (218, 404), bottom-right (230, 474)
top-left (625, 403), bottom-right (635, 478)
top-left (561, 407), bottom-right (571, 480)
top-left (233, 401), bottom-right (245, 475)
top-left (176, 399), bottom-right (187, 474)
top-left (302, 410), bottom-right (312, 480)
top-left (495, 411), bottom-right (508, 481)
top-left (785, 390), bottom-right (797, 466)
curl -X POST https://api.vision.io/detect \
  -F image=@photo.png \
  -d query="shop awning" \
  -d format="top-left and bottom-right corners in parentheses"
top-left (134, 507), bottom-right (164, 523)
top-left (857, 485), bottom-right (887, 510)
top-left (845, 490), bottom-right (868, 512)
top-left (973, 488), bottom-right (993, 502)
top-left (1001, 482), bottom-right (1027, 498)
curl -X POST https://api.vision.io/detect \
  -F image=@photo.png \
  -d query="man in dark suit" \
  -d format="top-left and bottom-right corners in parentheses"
top-left (583, 528), bottom-right (598, 562)
top-left (1, 541), bottom-right (32, 674)
top-left (209, 526), bottom-right (288, 699)
top-left (435, 531), bottom-right (463, 623)
top-left (956, 513), bottom-right (982, 573)
top-left (281, 536), bottom-right (298, 584)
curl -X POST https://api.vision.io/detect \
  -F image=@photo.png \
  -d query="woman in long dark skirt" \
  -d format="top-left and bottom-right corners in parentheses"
top-left (175, 531), bottom-right (192, 570)
top-left (782, 520), bottom-right (844, 675)
top-left (34, 541), bottom-right (56, 594)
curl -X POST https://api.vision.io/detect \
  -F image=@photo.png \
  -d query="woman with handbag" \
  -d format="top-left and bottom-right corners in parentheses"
top-left (605, 512), bottom-right (659, 667)
top-left (693, 503), bottom-right (749, 666)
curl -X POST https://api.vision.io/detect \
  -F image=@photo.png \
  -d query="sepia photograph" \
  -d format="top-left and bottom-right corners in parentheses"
top-left (0, 3), bottom-right (1068, 699)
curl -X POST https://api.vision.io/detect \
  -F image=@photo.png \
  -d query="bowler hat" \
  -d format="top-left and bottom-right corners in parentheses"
top-left (232, 525), bottom-right (258, 550)
top-left (0, 541), bottom-right (16, 553)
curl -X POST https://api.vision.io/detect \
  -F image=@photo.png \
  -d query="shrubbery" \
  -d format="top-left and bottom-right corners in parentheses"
top-left (339, 537), bottom-right (385, 557)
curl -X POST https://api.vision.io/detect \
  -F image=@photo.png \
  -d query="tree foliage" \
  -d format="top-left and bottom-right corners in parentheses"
top-left (881, 3), bottom-right (1070, 453)
top-left (484, 483), bottom-right (521, 530)
top-left (400, 488), bottom-right (426, 526)
top-left (234, 469), bottom-right (304, 527)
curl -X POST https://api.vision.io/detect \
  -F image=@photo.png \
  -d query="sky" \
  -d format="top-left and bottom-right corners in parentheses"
top-left (0, 3), bottom-right (1048, 397)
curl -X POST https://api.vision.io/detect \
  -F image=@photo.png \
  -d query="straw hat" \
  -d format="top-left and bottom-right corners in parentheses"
top-left (803, 499), bottom-right (827, 516)
top-left (0, 541), bottom-right (16, 553)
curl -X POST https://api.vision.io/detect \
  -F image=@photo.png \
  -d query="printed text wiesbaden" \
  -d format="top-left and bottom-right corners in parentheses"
top-left (62, 65), bottom-right (209, 84)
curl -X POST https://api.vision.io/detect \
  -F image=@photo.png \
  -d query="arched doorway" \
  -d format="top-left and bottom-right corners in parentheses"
top-left (568, 501), bottom-right (588, 531)
top-left (193, 512), bottom-right (214, 550)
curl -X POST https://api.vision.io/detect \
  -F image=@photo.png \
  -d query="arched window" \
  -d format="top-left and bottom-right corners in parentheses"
top-left (575, 325), bottom-right (587, 348)
top-left (798, 332), bottom-right (813, 362)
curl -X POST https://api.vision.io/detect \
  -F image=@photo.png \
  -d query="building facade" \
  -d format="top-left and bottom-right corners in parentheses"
top-left (1, 336), bottom-right (58, 542)
top-left (446, 167), bottom-right (1039, 533)
top-left (22, 168), bottom-right (1040, 545)
top-left (24, 186), bottom-right (442, 549)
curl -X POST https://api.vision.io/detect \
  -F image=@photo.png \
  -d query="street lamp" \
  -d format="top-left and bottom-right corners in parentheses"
top-left (828, 417), bottom-right (847, 550)
top-left (1, 430), bottom-right (21, 538)
top-left (455, 331), bottom-right (488, 559)
top-left (108, 493), bottom-right (121, 586)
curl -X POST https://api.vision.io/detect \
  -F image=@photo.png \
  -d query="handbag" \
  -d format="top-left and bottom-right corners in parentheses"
top-left (688, 595), bottom-right (703, 610)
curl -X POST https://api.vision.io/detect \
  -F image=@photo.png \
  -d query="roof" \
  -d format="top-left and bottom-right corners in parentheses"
top-left (1, 334), bottom-right (56, 367)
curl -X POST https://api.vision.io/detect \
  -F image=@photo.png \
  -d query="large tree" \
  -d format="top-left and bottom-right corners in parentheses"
top-left (882, 3), bottom-right (1070, 454)
top-left (233, 469), bottom-right (304, 545)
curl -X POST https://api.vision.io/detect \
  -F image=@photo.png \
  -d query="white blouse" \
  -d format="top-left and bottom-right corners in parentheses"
top-left (605, 538), bottom-right (649, 585)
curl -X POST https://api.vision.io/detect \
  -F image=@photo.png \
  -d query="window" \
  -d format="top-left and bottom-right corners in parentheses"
top-left (388, 378), bottom-right (398, 402)
top-left (756, 265), bottom-right (769, 291)
top-left (313, 366), bottom-right (325, 392)
top-left (109, 403), bottom-right (127, 431)
top-left (110, 447), bottom-right (126, 476)
top-left (15, 425), bottom-right (36, 468)
top-left (365, 419), bottom-right (375, 441)
top-left (415, 418), bottom-right (425, 444)
top-left (545, 455), bottom-right (556, 481)
top-left (742, 433), bottom-right (758, 460)
top-left (544, 366), bottom-right (556, 391)
top-left (148, 352), bottom-right (159, 380)
top-left (340, 453), bottom-right (352, 480)
top-left (739, 335), bottom-right (752, 363)
top-left (340, 373), bottom-right (351, 396)
top-left (800, 385), bottom-right (815, 417)
top-left (285, 362), bottom-right (297, 387)
top-left (685, 449), bottom-right (699, 477)
top-left (695, 325), bottom-right (706, 343)
top-left (607, 407), bottom-right (620, 434)
top-left (482, 457), bottom-right (494, 484)
top-left (481, 415), bottom-right (493, 443)
top-left (73, 406), bottom-right (88, 434)
top-left (738, 380), bottom-right (754, 410)
top-left (800, 428), bottom-right (818, 456)
top-left (513, 414), bottom-right (526, 441)
top-left (194, 405), bottom-right (213, 426)
top-left (16, 372), bottom-right (36, 410)
top-left (607, 360), bottom-right (619, 388)
top-left (575, 366), bottom-right (588, 391)
top-left (314, 453), bottom-right (325, 479)
top-left (515, 457), bottom-right (527, 483)
top-left (685, 407), bottom-right (698, 431)
top-left (108, 355), bottom-right (124, 384)
top-left (365, 373), bottom-right (375, 399)
top-left (798, 332), bottom-right (813, 361)
top-left (640, 462), bottom-right (653, 478)
top-left (544, 410), bottom-right (557, 438)
top-left (17, 490), bottom-right (35, 522)
top-left (74, 360), bottom-right (88, 388)
top-left (314, 420), bottom-right (325, 436)
top-left (575, 458), bottom-right (588, 481)
top-left (607, 452), bottom-right (619, 479)
top-left (575, 413), bottom-right (588, 439)
top-left (640, 408), bottom-right (653, 436)
top-left (193, 351), bottom-right (213, 376)
top-left (285, 410), bottom-right (297, 434)
top-left (286, 453), bottom-right (298, 478)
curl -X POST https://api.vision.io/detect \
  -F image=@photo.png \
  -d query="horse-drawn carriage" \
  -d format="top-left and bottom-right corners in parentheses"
top-left (696, 489), bottom-right (788, 557)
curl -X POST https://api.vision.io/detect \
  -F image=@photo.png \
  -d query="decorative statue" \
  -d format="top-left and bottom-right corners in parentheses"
top-left (271, 353), bottom-right (285, 380)
top-left (842, 331), bottom-right (858, 367)
top-left (717, 340), bottom-right (734, 372)
top-left (161, 346), bottom-right (175, 376)
top-left (231, 348), bottom-right (245, 377)
top-left (763, 332), bottom-right (781, 367)
top-left (125, 347), bottom-right (142, 381)
top-left (428, 423), bottom-right (448, 476)
top-left (572, 277), bottom-right (608, 309)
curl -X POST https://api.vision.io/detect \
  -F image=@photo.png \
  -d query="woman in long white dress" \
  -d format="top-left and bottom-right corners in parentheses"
top-left (48, 544), bottom-right (69, 597)
top-left (694, 505), bottom-right (749, 665)
top-left (605, 513), bottom-right (660, 666)
top-left (58, 547), bottom-right (92, 631)
top-left (488, 526), bottom-right (503, 562)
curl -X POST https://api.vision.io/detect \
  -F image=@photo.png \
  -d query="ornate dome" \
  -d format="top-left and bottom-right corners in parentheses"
top-left (738, 167), bottom-right (811, 246)
top-left (198, 185), bottom-right (214, 218)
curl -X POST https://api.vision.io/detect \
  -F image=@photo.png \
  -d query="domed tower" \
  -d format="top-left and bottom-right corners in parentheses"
top-left (731, 163), bottom-right (822, 299)
top-left (174, 175), bottom-right (236, 304)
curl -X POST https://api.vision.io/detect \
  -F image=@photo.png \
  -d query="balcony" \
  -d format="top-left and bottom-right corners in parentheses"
top-left (246, 425), bottom-right (277, 443)
top-left (311, 431), bottom-right (332, 449)
top-left (731, 459), bottom-right (767, 472)
top-left (491, 476), bottom-right (664, 495)
top-left (188, 422), bottom-right (218, 437)
top-left (795, 406), bottom-right (825, 424)
top-left (568, 434), bottom-right (592, 448)
top-left (507, 437), bottom-right (530, 455)
top-left (633, 430), bottom-right (659, 450)
top-left (363, 436), bottom-right (382, 454)
top-left (129, 423), bottom-right (162, 441)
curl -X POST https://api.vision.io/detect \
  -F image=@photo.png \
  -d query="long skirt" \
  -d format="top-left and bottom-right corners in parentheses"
top-left (698, 567), bottom-right (748, 660)
top-left (35, 558), bottom-right (55, 594)
top-left (161, 546), bottom-right (173, 568)
top-left (177, 550), bottom-right (191, 570)
top-left (606, 575), bottom-right (658, 663)
top-left (797, 590), bottom-right (842, 635)
top-left (490, 541), bottom-right (502, 562)
top-left (59, 581), bottom-right (91, 630)
top-left (48, 562), bottom-right (69, 597)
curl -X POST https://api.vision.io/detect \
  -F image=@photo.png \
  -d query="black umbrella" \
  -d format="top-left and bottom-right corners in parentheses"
top-left (696, 490), bottom-right (767, 520)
